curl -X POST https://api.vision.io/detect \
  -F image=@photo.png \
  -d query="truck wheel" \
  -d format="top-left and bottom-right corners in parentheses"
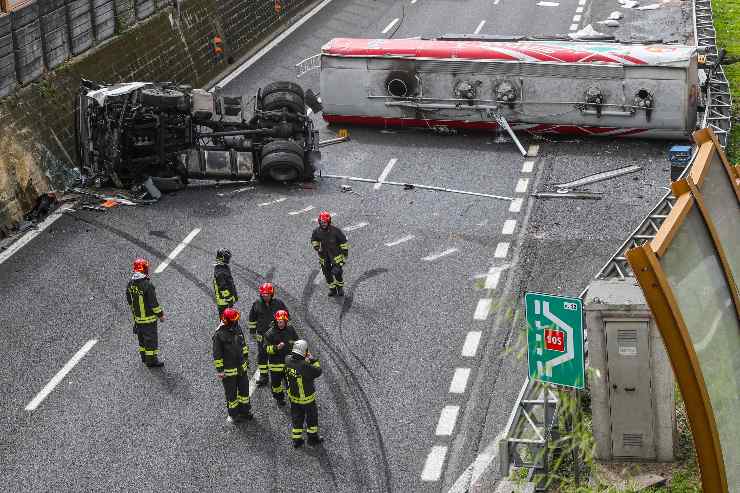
top-left (262, 81), bottom-right (304, 100)
top-left (261, 91), bottom-right (306, 114)
top-left (141, 87), bottom-right (190, 110)
top-left (260, 140), bottom-right (305, 181)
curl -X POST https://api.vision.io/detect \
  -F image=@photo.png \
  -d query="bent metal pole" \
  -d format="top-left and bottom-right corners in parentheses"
top-left (320, 174), bottom-right (514, 202)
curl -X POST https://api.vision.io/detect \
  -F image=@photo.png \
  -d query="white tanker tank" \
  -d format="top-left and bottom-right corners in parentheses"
top-left (317, 37), bottom-right (699, 139)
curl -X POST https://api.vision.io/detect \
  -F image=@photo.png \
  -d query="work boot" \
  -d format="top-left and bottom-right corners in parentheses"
top-left (293, 439), bottom-right (305, 448)
top-left (307, 435), bottom-right (324, 446)
top-left (146, 360), bottom-right (164, 368)
top-left (336, 287), bottom-right (344, 297)
top-left (257, 374), bottom-right (269, 387)
top-left (328, 288), bottom-right (337, 297)
top-left (274, 394), bottom-right (286, 407)
top-left (240, 406), bottom-right (254, 420)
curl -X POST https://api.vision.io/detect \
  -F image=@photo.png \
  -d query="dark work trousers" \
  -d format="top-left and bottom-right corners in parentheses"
top-left (257, 342), bottom-right (269, 379)
top-left (269, 361), bottom-right (286, 399)
top-left (290, 401), bottom-right (319, 442)
top-left (222, 372), bottom-right (251, 417)
top-left (135, 323), bottom-right (159, 364)
top-left (320, 259), bottom-right (344, 289)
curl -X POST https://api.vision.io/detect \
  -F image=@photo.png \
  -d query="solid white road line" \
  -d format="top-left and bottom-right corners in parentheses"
top-left (572, 14), bottom-right (582, 21)
top-left (25, 339), bottom-right (98, 411)
top-left (474, 298), bottom-right (492, 321)
top-left (474, 20), bottom-right (486, 34)
top-left (386, 234), bottom-right (415, 247)
top-left (374, 158), bottom-right (398, 190)
top-left (461, 331), bottom-right (482, 357)
top-left (382, 18), bottom-right (400, 34)
top-left (421, 446), bottom-right (448, 481)
top-left (449, 368), bottom-right (471, 394)
top-left (569, 23), bottom-right (579, 31)
top-left (537, 1), bottom-right (560, 5)
top-left (494, 242), bottom-right (510, 258)
top-left (515, 178), bottom-right (530, 194)
top-left (521, 160), bottom-right (535, 173)
top-left (509, 197), bottom-right (524, 213)
top-left (154, 228), bottom-right (201, 274)
top-left (344, 222), bottom-right (369, 232)
top-left (289, 205), bottom-right (315, 215)
top-left (212, 0), bottom-right (335, 89)
top-left (502, 219), bottom-right (517, 235)
top-left (0, 204), bottom-right (72, 266)
top-left (422, 247), bottom-right (458, 261)
top-left (485, 265), bottom-right (509, 289)
top-left (258, 197), bottom-right (287, 207)
top-left (435, 405), bottom-right (460, 436)
top-left (527, 144), bottom-right (540, 157)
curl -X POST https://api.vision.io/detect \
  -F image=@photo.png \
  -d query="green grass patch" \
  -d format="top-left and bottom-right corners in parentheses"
top-left (712, 0), bottom-right (740, 163)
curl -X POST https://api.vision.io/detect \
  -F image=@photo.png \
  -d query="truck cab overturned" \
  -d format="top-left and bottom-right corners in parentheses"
top-left (75, 80), bottom-right (320, 188)
top-left (316, 37), bottom-right (699, 139)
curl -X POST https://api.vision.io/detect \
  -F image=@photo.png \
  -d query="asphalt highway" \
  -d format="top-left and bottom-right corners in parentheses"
top-left (0, 0), bottom-right (680, 491)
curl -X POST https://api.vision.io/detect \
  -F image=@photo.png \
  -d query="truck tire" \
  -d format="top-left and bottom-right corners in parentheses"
top-left (141, 87), bottom-right (190, 111)
top-left (260, 140), bottom-right (305, 182)
top-left (261, 91), bottom-right (306, 115)
top-left (262, 81), bottom-right (304, 100)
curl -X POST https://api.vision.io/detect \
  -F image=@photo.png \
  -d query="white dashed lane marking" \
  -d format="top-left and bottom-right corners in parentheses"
top-left (422, 248), bottom-right (458, 262)
top-left (461, 331), bottom-right (482, 357)
top-left (527, 144), bottom-right (540, 157)
top-left (344, 222), bottom-right (369, 232)
top-left (374, 158), bottom-right (397, 190)
top-left (509, 198), bottom-right (523, 213)
top-left (474, 20), bottom-right (486, 34)
top-left (494, 242), bottom-right (510, 258)
top-left (435, 405), bottom-right (460, 436)
top-left (569, 23), bottom-right (579, 31)
top-left (502, 219), bottom-right (517, 235)
top-left (421, 446), bottom-right (448, 481)
top-left (449, 368), bottom-right (471, 394)
top-left (289, 205), bottom-right (315, 215)
top-left (485, 265), bottom-right (509, 289)
top-left (521, 160), bottom-right (535, 173)
top-left (572, 14), bottom-right (582, 22)
top-left (25, 339), bottom-right (98, 411)
top-left (154, 228), bottom-right (201, 274)
top-left (474, 298), bottom-right (493, 320)
top-left (576, 5), bottom-right (584, 12)
top-left (259, 197), bottom-right (286, 207)
top-left (386, 234), bottom-right (415, 247)
top-left (515, 178), bottom-right (530, 194)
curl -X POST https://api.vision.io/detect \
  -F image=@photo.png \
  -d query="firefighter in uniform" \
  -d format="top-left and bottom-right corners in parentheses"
top-left (311, 211), bottom-right (350, 297)
top-left (126, 258), bottom-right (165, 367)
top-left (212, 308), bottom-right (253, 422)
top-left (213, 249), bottom-right (238, 316)
top-left (263, 309), bottom-right (299, 405)
top-left (247, 283), bottom-right (288, 387)
top-left (285, 339), bottom-right (324, 447)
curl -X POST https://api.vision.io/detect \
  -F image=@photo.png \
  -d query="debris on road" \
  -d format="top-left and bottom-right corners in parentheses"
top-left (321, 173), bottom-right (513, 201)
top-left (532, 191), bottom-right (603, 200)
top-left (609, 11), bottom-right (624, 20)
top-left (597, 19), bottom-right (621, 27)
top-left (216, 186), bottom-right (255, 197)
top-left (553, 164), bottom-right (643, 191)
top-left (637, 4), bottom-right (661, 10)
top-left (318, 136), bottom-right (351, 148)
top-left (569, 24), bottom-right (610, 39)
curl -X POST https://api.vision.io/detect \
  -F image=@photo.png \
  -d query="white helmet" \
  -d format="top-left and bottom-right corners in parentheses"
top-left (292, 339), bottom-right (308, 357)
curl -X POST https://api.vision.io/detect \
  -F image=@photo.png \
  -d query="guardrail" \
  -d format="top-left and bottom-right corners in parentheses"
top-left (497, 0), bottom-right (733, 488)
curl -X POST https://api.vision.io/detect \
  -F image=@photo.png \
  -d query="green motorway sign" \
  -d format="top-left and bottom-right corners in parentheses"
top-left (525, 292), bottom-right (585, 389)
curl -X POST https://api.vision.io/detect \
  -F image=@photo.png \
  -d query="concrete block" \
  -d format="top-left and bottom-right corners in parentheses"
top-left (0, 13), bottom-right (11, 37)
top-left (38, 0), bottom-right (66, 16)
top-left (92, 0), bottom-right (115, 43)
top-left (0, 32), bottom-right (12, 58)
top-left (135, 0), bottom-right (154, 20)
top-left (0, 52), bottom-right (18, 97)
top-left (12, 18), bottom-right (44, 84)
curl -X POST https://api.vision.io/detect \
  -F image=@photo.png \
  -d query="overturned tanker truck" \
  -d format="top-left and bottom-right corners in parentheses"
top-left (75, 79), bottom-right (319, 188)
top-left (315, 37), bottom-right (699, 140)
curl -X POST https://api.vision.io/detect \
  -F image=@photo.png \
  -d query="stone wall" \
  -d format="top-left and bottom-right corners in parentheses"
top-left (0, 0), bottom-right (319, 234)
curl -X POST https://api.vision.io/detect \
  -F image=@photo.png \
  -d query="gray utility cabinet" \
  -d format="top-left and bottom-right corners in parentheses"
top-left (585, 279), bottom-right (675, 462)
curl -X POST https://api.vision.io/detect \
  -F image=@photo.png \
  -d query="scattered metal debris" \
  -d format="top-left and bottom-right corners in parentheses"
top-left (637, 3), bottom-right (661, 9)
top-left (569, 24), bottom-right (610, 39)
top-left (598, 19), bottom-right (621, 27)
top-left (318, 136), bottom-right (351, 148)
top-left (340, 184), bottom-right (361, 196)
top-left (142, 178), bottom-right (162, 200)
top-left (216, 186), bottom-right (255, 197)
top-left (321, 173), bottom-right (513, 201)
top-left (553, 164), bottom-right (642, 191)
top-left (532, 191), bottom-right (603, 200)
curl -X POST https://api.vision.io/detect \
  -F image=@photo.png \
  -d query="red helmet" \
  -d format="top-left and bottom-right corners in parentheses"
top-left (274, 310), bottom-right (289, 322)
top-left (318, 210), bottom-right (331, 225)
top-left (259, 283), bottom-right (274, 296)
top-left (132, 258), bottom-right (150, 275)
top-left (221, 308), bottom-right (241, 324)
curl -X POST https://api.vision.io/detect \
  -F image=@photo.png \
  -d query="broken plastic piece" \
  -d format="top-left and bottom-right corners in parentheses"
top-left (142, 178), bottom-right (162, 200)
